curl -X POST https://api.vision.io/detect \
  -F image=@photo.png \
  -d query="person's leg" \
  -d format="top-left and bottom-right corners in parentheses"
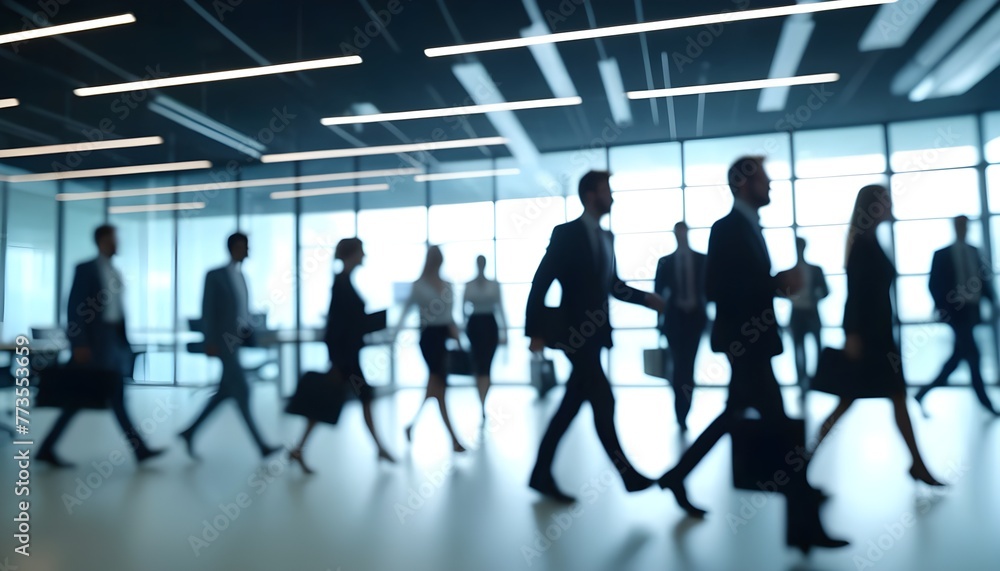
top-left (916, 326), bottom-right (961, 403)
top-left (956, 326), bottom-right (998, 413)
top-left (107, 375), bottom-right (155, 458)
top-left (289, 419), bottom-right (318, 474)
top-left (37, 408), bottom-right (80, 465)
top-left (889, 391), bottom-right (943, 484)
top-left (791, 317), bottom-right (808, 386)
top-left (530, 362), bottom-right (586, 485)
top-left (811, 398), bottom-right (854, 456)
top-left (668, 322), bottom-right (698, 430)
top-left (221, 349), bottom-right (274, 454)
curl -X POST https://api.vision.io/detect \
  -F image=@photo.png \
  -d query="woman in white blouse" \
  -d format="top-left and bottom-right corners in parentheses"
top-left (463, 255), bottom-right (508, 420)
top-left (392, 245), bottom-right (466, 452)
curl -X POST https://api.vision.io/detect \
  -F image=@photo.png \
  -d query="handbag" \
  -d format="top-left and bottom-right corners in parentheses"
top-left (36, 366), bottom-right (120, 410)
top-left (446, 349), bottom-right (474, 376)
top-left (811, 347), bottom-right (892, 399)
top-left (731, 415), bottom-right (806, 493)
top-left (530, 353), bottom-right (557, 397)
top-left (285, 369), bottom-right (350, 425)
top-left (643, 347), bottom-right (673, 380)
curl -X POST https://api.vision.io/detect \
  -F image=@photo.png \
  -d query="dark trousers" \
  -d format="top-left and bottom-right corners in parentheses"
top-left (39, 323), bottom-right (149, 458)
top-left (790, 310), bottom-right (821, 386)
top-left (531, 344), bottom-right (640, 484)
top-left (917, 323), bottom-right (997, 413)
top-left (664, 310), bottom-right (706, 428)
top-left (183, 347), bottom-right (268, 450)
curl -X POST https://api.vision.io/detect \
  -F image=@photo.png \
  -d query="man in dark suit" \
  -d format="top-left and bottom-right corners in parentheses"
top-left (526, 170), bottom-right (666, 503)
top-left (179, 233), bottom-right (279, 458)
top-left (37, 225), bottom-right (163, 467)
top-left (917, 215), bottom-right (998, 415)
top-left (654, 221), bottom-right (707, 432)
top-left (657, 157), bottom-right (847, 551)
top-left (789, 237), bottom-right (829, 387)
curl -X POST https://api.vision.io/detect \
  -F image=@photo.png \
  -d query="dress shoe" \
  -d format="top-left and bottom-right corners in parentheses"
top-left (788, 532), bottom-right (850, 554)
top-left (623, 473), bottom-right (655, 493)
top-left (37, 450), bottom-right (75, 469)
top-left (288, 449), bottom-right (314, 475)
top-left (658, 470), bottom-right (706, 518)
top-left (178, 431), bottom-right (199, 461)
top-left (529, 476), bottom-right (576, 504)
top-left (136, 448), bottom-right (165, 464)
top-left (260, 444), bottom-right (282, 458)
top-left (909, 465), bottom-right (946, 487)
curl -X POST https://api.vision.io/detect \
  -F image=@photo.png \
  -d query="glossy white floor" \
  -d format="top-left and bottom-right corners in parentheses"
top-left (2, 380), bottom-right (998, 571)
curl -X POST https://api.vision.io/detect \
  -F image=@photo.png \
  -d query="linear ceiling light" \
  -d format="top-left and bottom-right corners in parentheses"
top-left (55, 168), bottom-right (418, 201)
top-left (425, 0), bottom-right (896, 57)
top-left (0, 13), bottom-right (135, 46)
top-left (109, 202), bottom-right (206, 214)
top-left (74, 55), bottom-right (362, 97)
top-left (628, 73), bottom-right (839, 99)
top-left (270, 183), bottom-right (390, 199)
top-left (909, 5), bottom-right (1000, 100)
top-left (0, 98), bottom-right (19, 109)
top-left (6, 160), bottom-right (211, 183)
top-left (261, 137), bottom-right (508, 163)
top-left (0, 136), bottom-right (163, 159)
top-left (321, 97), bottom-right (580, 126)
top-left (414, 168), bottom-right (521, 182)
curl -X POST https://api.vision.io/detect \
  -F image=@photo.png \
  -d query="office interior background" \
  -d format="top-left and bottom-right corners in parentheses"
top-left (2, 0), bottom-right (1000, 570)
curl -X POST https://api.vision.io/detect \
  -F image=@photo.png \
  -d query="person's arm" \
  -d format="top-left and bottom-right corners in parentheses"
top-left (66, 263), bottom-right (92, 361)
top-left (928, 251), bottom-right (947, 315)
top-left (815, 266), bottom-right (830, 300)
top-left (391, 283), bottom-right (418, 344)
top-left (843, 244), bottom-right (867, 359)
top-left (202, 272), bottom-right (221, 356)
top-left (525, 227), bottom-right (564, 349)
top-left (976, 248), bottom-right (995, 303)
top-left (705, 220), bottom-right (782, 307)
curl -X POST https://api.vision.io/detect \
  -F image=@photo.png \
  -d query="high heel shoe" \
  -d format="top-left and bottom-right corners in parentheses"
top-left (378, 449), bottom-right (396, 463)
top-left (908, 465), bottom-right (945, 487)
top-left (289, 449), bottom-right (314, 475)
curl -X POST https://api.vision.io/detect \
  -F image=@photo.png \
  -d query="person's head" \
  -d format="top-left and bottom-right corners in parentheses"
top-left (335, 237), bottom-right (364, 271)
top-left (954, 215), bottom-right (969, 242)
top-left (421, 245), bottom-right (443, 279)
top-left (796, 237), bottom-right (807, 255)
top-left (578, 170), bottom-right (613, 216)
top-left (94, 224), bottom-right (117, 257)
top-left (846, 184), bottom-right (892, 258)
top-left (674, 221), bottom-right (689, 247)
top-left (727, 156), bottom-right (770, 209)
top-left (227, 232), bottom-right (249, 263)
top-left (475, 254), bottom-right (487, 275)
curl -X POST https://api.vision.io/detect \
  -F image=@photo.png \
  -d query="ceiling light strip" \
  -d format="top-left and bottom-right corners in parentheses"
top-left (0, 98), bottom-right (20, 109)
top-left (414, 168), bottom-right (521, 182)
top-left (627, 73), bottom-right (839, 99)
top-left (425, 0), bottom-right (896, 57)
top-left (0, 136), bottom-right (163, 159)
top-left (75, 55), bottom-right (363, 97)
top-left (270, 183), bottom-right (390, 199)
top-left (108, 201), bottom-right (206, 214)
top-left (321, 97), bottom-right (581, 126)
top-left (261, 137), bottom-right (508, 163)
top-left (0, 14), bottom-right (136, 46)
top-left (7, 160), bottom-right (212, 183)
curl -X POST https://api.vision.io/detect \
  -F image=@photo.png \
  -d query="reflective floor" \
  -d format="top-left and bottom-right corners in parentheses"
top-left (2, 381), bottom-right (998, 571)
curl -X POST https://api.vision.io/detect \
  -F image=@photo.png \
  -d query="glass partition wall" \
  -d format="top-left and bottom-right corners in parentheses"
top-left (3, 111), bottom-right (1000, 390)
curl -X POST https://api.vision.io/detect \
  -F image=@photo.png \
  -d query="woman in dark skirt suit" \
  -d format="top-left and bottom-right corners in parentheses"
top-left (463, 255), bottom-right (508, 420)
top-left (288, 238), bottom-right (395, 473)
top-left (393, 245), bottom-right (467, 452)
top-left (810, 185), bottom-right (943, 486)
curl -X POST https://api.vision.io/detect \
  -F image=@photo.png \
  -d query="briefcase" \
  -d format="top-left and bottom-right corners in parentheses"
top-left (530, 354), bottom-right (557, 397)
top-left (285, 369), bottom-right (350, 425)
top-left (446, 349), bottom-right (474, 376)
top-left (731, 416), bottom-right (805, 493)
top-left (35, 366), bottom-right (120, 410)
top-left (643, 347), bottom-right (673, 380)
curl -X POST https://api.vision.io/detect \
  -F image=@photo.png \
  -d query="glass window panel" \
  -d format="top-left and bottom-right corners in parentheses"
top-left (893, 219), bottom-right (982, 275)
top-left (356, 242), bottom-right (428, 322)
top-left (357, 206), bottom-right (427, 243)
top-left (609, 188), bottom-right (682, 234)
top-left (687, 228), bottom-right (711, 253)
top-left (818, 274), bottom-right (847, 328)
top-left (684, 186), bottom-right (732, 228)
top-left (684, 133), bottom-right (792, 186)
top-left (613, 233), bottom-right (673, 282)
top-left (763, 228), bottom-right (798, 270)
top-left (609, 281), bottom-right (657, 329)
top-left (499, 283), bottom-right (531, 329)
top-left (357, 155), bottom-right (425, 209)
top-left (986, 165), bottom-right (1000, 213)
top-left (888, 115), bottom-right (980, 172)
top-left (61, 182), bottom-right (105, 325)
top-left (426, 159), bottom-right (494, 205)
top-left (239, 187), bottom-right (296, 331)
top-left (796, 226), bottom-right (850, 275)
top-left (495, 239), bottom-right (549, 283)
top-left (760, 180), bottom-right (793, 228)
top-left (896, 275), bottom-right (936, 323)
top-left (891, 168), bottom-right (979, 220)
top-left (899, 324), bottom-right (958, 383)
top-left (793, 125), bottom-right (887, 178)
top-left (694, 337), bottom-right (730, 385)
top-left (985, 111), bottom-right (1000, 164)
top-left (610, 329), bottom-right (665, 386)
top-left (299, 211), bottom-right (356, 328)
top-left (795, 175), bottom-right (888, 226)
top-left (494, 197), bottom-right (566, 239)
top-left (609, 142), bottom-right (683, 189)
top-left (5, 184), bottom-right (57, 335)
top-left (428, 201), bottom-right (494, 243)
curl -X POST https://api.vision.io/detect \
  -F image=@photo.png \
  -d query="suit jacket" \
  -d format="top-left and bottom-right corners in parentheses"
top-left (790, 263), bottom-right (828, 322)
top-left (525, 216), bottom-right (648, 351)
top-left (706, 208), bottom-right (784, 357)
top-left (929, 243), bottom-right (994, 326)
top-left (202, 265), bottom-right (255, 350)
top-left (324, 273), bottom-right (367, 357)
top-left (654, 249), bottom-right (708, 332)
top-left (66, 257), bottom-right (131, 374)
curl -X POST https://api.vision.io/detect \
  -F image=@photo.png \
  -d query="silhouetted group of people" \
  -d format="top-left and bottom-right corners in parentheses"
top-left (32, 155), bottom-right (999, 554)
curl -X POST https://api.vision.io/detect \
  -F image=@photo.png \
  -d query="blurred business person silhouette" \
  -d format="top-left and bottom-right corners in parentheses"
top-left (811, 185), bottom-right (944, 486)
top-left (916, 215), bottom-right (998, 416)
top-left (654, 221), bottom-right (707, 433)
top-left (790, 237), bottom-right (829, 388)
top-left (394, 245), bottom-right (467, 452)
top-left (288, 238), bottom-right (395, 473)
top-left (526, 170), bottom-right (666, 503)
top-left (179, 233), bottom-right (279, 459)
top-left (657, 157), bottom-right (847, 552)
top-left (38, 225), bottom-right (164, 467)
top-left (463, 255), bottom-right (508, 422)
